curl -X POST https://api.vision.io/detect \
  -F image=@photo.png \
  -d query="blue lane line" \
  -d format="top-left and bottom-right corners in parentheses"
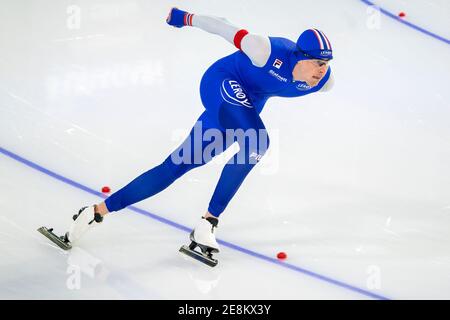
top-left (0, 146), bottom-right (390, 300)
top-left (360, 0), bottom-right (450, 45)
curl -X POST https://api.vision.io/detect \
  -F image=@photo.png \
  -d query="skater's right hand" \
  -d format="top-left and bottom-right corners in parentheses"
top-left (166, 7), bottom-right (191, 28)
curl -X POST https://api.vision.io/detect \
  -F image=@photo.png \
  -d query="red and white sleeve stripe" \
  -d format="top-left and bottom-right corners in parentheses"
top-left (183, 13), bottom-right (194, 26)
top-left (233, 29), bottom-right (249, 50)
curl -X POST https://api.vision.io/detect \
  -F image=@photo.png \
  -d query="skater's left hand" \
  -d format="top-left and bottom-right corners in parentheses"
top-left (166, 7), bottom-right (190, 28)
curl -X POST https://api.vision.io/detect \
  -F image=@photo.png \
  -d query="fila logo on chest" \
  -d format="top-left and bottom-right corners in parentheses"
top-left (273, 59), bottom-right (283, 69)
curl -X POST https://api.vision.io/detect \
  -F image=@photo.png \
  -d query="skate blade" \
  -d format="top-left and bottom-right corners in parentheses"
top-left (37, 226), bottom-right (72, 250)
top-left (179, 245), bottom-right (218, 267)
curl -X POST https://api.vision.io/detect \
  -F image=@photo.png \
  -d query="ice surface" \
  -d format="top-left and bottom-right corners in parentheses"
top-left (1, 0), bottom-right (449, 299)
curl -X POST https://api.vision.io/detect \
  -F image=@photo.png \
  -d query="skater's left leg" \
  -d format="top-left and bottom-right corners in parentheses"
top-left (208, 102), bottom-right (270, 217)
top-left (182, 104), bottom-right (269, 264)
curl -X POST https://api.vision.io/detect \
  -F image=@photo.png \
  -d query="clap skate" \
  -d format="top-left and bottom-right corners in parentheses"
top-left (38, 205), bottom-right (103, 250)
top-left (179, 216), bottom-right (220, 267)
top-left (37, 227), bottom-right (72, 250)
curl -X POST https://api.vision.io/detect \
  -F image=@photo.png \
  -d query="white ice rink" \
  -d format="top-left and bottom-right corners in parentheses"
top-left (1, 0), bottom-right (449, 300)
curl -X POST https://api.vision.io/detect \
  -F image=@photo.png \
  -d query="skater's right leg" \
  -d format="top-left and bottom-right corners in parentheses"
top-left (103, 156), bottom-right (193, 213)
top-left (95, 202), bottom-right (109, 216)
top-left (68, 112), bottom-right (226, 244)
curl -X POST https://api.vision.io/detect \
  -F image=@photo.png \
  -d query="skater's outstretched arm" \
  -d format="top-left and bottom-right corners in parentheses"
top-left (166, 7), bottom-right (271, 67)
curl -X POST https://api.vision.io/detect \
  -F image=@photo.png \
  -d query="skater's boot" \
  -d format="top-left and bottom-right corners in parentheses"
top-left (66, 205), bottom-right (103, 243)
top-left (179, 216), bottom-right (220, 267)
top-left (191, 216), bottom-right (220, 253)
